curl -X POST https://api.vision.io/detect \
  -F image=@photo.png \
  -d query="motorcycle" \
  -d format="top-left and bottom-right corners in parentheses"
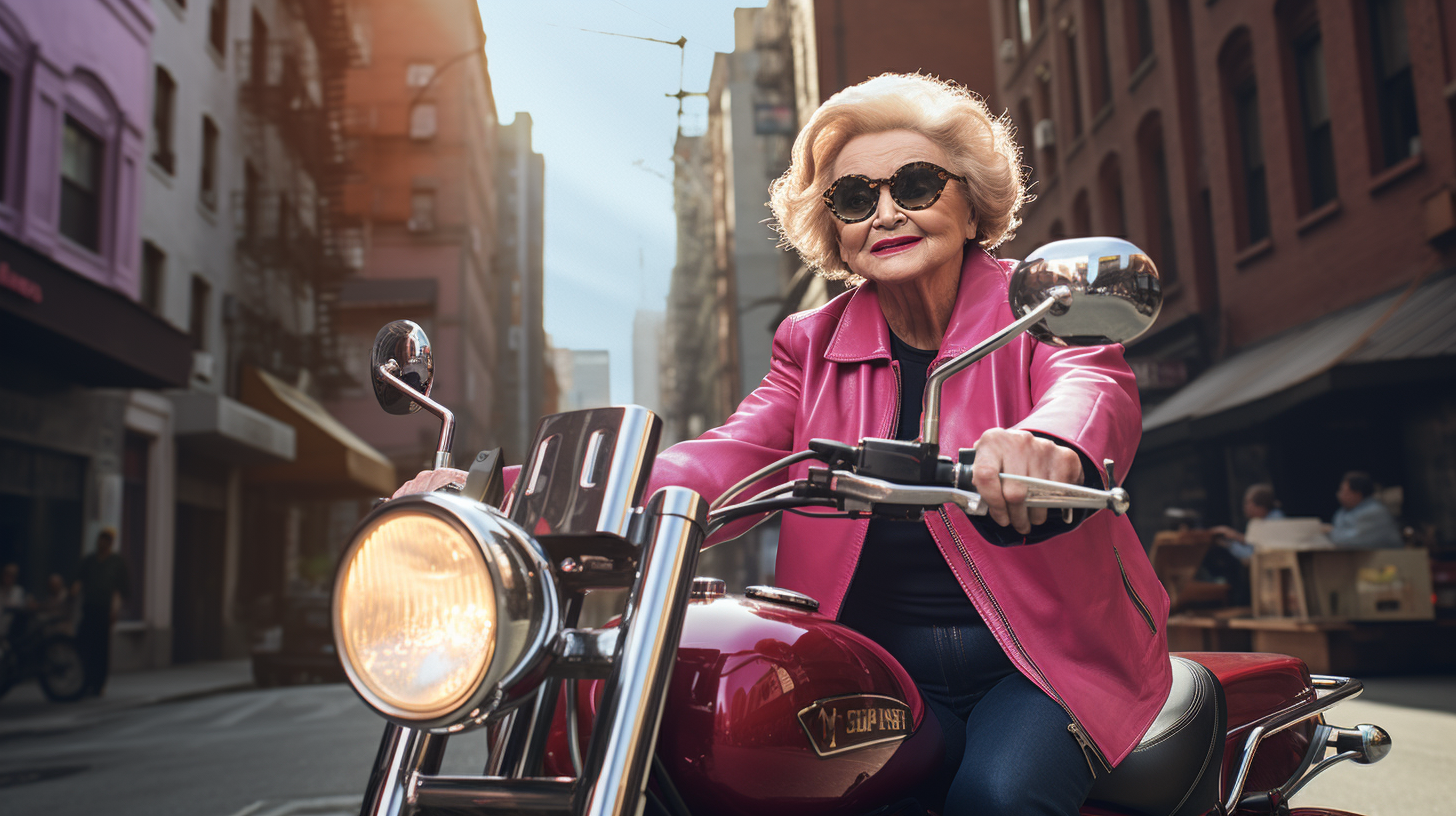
top-left (331, 237), bottom-right (1391, 816)
top-left (0, 609), bottom-right (86, 703)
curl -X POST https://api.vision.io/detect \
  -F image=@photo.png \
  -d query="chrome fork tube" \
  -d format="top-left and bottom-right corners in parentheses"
top-left (575, 486), bottom-right (706, 816)
top-left (359, 723), bottom-right (445, 816)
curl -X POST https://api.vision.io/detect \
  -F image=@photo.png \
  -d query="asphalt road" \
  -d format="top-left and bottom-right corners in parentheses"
top-left (0, 676), bottom-right (1449, 815)
top-left (0, 683), bottom-right (490, 816)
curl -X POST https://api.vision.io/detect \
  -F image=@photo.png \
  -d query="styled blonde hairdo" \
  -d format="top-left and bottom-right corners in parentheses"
top-left (768, 73), bottom-right (1026, 282)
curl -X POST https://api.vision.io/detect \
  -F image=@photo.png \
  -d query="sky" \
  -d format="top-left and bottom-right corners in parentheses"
top-left (476, 0), bottom-right (769, 405)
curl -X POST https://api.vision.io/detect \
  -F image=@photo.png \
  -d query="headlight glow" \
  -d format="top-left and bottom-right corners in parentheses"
top-left (337, 512), bottom-right (498, 718)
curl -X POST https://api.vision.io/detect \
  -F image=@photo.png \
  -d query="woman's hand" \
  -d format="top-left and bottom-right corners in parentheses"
top-left (969, 429), bottom-right (1083, 535)
top-left (392, 468), bottom-right (470, 499)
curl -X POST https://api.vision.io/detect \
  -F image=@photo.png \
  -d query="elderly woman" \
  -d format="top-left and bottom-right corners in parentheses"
top-left (401, 73), bottom-right (1170, 815)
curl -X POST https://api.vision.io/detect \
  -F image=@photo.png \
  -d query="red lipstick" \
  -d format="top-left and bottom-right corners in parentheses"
top-left (871, 236), bottom-right (922, 254)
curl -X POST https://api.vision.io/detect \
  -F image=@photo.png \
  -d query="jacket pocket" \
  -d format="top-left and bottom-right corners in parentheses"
top-left (1113, 545), bottom-right (1157, 634)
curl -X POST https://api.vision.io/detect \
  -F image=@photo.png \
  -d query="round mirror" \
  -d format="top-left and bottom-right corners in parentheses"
top-left (1008, 236), bottom-right (1162, 347)
top-left (372, 320), bottom-right (434, 415)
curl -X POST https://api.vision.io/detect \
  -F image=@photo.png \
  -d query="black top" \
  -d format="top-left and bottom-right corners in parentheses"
top-left (77, 552), bottom-right (130, 611)
top-left (839, 332), bottom-right (983, 627)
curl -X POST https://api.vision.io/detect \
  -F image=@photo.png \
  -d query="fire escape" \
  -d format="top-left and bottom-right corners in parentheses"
top-left (233, 0), bottom-right (357, 392)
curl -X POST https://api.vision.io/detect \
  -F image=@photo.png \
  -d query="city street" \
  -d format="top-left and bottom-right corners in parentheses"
top-left (0, 673), bottom-right (1451, 815)
top-left (0, 682), bottom-right (488, 816)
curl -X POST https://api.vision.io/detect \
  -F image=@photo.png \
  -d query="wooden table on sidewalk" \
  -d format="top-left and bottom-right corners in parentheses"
top-left (1167, 614), bottom-right (1456, 674)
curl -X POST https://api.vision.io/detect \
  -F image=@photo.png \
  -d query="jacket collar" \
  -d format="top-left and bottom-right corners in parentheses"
top-left (824, 246), bottom-right (1014, 363)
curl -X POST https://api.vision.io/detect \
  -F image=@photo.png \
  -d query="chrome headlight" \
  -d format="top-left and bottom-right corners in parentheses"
top-left (333, 492), bottom-right (558, 732)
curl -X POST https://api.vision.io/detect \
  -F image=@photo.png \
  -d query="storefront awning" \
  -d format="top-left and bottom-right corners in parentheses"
top-left (1141, 271), bottom-right (1456, 449)
top-left (0, 232), bottom-right (192, 388)
top-left (241, 366), bottom-right (397, 497)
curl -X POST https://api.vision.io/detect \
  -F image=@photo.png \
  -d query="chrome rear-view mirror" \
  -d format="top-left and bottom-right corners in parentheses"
top-left (1008, 236), bottom-right (1162, 348)
top-left (371, 319), bottom-right (435, 415)
top-left (371, 319), bottom-right (455, 469)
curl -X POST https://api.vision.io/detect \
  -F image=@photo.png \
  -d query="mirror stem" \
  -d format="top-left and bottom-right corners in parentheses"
top-left (378, 362), bottom-right (456, 469)
top-left (921, 287), bottom-right (1072, 447)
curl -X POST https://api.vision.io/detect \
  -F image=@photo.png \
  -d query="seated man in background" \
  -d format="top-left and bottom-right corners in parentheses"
top-left (1210, 483), bottom-right (1284, 561)
top-left (1328, 471), bottom-right (1403, 549)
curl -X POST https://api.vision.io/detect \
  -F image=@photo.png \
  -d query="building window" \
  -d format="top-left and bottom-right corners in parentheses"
top-left (1018, 0), bottom-right (1033, 46)
top-left (200, 116), bottom-right (219, 209)
top-left (1366, 0), bottom-right (1419, 168)
top-left (1127, 0), bottom-right (1154, 69)
top-left (1137, 113), bottom-right (1178, 284)
top-left (141, 241), bottom-right (166, 313)
top-left (152, 67), bottom-right (177, 174)
top-left (409, 189), bottom-right (436, 232)
top-left (1035, 67), bottom-right (1058, 175)
top-left (1281, 2), bottom-right (1336, 211)
top-left (1221, 31), bottom-right (1269, 247)
top-left (1072, 189), bottom-right (1092, 235)
top-left (1064, 18), bottom-right (1086, 139)
top-left (410, 103), bottom-right (437, 140)
top-left (1004, 0), bottom-right (1021, 56)
top-left (249, 10), bottom-right (269, 88)
top-left (189, 274), bottom-right (210, 350)
top-left (208, 0), bottom-right (229, 56)
top-left (406, 63), bottom-right (436, 88)
top-left (1016, 98), bottom-right (1035, 176)
top-left (1098, 153), bottom-right (1126, 236)
top-left (60, 117), bottom-right (104, 251)
top-left (1085, 0), bottom-right (1114, 111)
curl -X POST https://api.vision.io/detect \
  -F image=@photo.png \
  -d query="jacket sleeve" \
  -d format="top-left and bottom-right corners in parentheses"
top-left (646, 314), bottom-right (808, 544)
top-left (1010, 340), bottom-right (1142, 488)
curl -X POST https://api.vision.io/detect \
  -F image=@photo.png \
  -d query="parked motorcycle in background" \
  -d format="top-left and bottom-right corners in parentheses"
top-left (329, 238), bottom-right (1391, 816)
top-left (0, 609), bottom-right (85, 703)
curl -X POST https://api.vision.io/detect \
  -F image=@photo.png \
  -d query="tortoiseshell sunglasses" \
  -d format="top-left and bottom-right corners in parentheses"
top-left (821, 161), bottom-right (967, 224)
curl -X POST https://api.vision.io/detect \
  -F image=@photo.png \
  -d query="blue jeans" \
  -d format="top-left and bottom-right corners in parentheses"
top-left (850, 619), bottom-right (1096, 816)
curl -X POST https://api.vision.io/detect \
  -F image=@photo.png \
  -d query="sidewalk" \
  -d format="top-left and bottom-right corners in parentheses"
top-left (0, 659), bottom-right (254, 739)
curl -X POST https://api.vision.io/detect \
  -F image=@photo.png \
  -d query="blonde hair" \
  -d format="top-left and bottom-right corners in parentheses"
top-left (768, 73), bottom-right (1026, 282)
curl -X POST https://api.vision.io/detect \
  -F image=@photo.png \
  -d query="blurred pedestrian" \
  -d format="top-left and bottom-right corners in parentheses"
top-left (73, 528), bottom-right (131, 696)
top-left (1209, 483), bottom-right (1284, 561)
top-left (1327, 471), bottom-right (1403, 549)
top-left (1, 562), bottom-right (25, 638)
top-left (1202, 483), bottom-right (1283, 608)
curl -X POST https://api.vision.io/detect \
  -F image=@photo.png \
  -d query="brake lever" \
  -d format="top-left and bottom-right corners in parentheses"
top-left (996, 473), bottom-right (1130, 516)
top-left (815, 470), bottom-right (987, 516)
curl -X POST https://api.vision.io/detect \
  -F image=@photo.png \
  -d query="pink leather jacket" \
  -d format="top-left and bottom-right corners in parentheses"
top-left (646, 248), bottom-right (1171, 768)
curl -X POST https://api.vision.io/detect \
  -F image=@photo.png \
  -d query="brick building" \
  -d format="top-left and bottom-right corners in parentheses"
top-left (325, 0), bottom-right (507, 481)
top-left (990, 0), bottom-right (1456, 546)
top-left (811, 0), bottom-right (1000, 105)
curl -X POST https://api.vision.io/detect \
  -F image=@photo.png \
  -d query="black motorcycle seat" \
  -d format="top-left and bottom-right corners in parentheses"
top-left (1086, 655), bottom-right (1226, 816)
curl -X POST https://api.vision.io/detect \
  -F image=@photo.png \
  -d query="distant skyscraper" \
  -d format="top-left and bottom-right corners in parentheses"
top-left (554, 349), bottom-right (612, 411)
top-left (632, 310), bottom-right (665, 413)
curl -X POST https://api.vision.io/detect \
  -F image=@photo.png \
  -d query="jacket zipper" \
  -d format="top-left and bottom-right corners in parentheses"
top-left (937, 507), bottom-right (1113, 775)
top-left (1114, 545), bottom-right (1157, 634)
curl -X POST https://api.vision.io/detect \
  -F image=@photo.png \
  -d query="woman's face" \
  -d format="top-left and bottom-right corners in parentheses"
top-left (830, 130), bottom-right (976, 286)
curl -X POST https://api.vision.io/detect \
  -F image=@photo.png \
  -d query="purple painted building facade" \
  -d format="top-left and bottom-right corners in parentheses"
top-left (0, 0), bottom-right (155, 292)
top-left (0, 0), bottom-right (191, 669)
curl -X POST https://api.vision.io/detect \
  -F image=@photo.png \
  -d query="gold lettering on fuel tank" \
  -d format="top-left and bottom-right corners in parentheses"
top-left (797, 694), bottom-right (913, 758)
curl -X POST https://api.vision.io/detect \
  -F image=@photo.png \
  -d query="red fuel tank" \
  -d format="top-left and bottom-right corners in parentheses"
top-left (545, 588), bottom-right (942, 816)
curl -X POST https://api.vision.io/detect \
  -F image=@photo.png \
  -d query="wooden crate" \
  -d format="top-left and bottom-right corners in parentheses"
top-left (1251, 550), bottom-right (1310, 618)
top-left (1251, 548), bottom-right (1434, 621)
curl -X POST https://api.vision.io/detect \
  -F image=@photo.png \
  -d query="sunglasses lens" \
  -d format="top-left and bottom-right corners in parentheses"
top-left (831, 180), bottom-right (877, 221)
top-left (892, 165), bottom-right (947, 209)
